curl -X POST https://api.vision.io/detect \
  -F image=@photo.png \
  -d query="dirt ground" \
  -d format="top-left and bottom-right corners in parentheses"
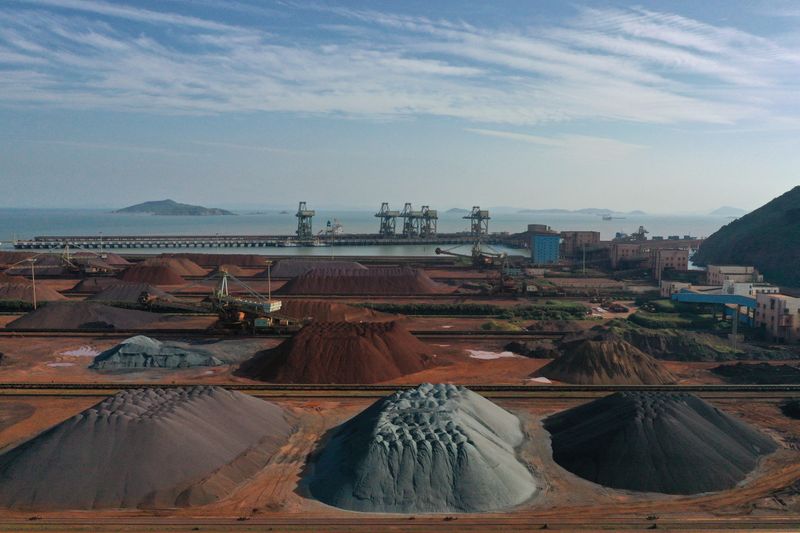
top-left (2, 333), bottom-right (785, 386)
top-left (0, 263), bottom-right (798, 529)
top-left (0, 395), bottom-right (797, 526)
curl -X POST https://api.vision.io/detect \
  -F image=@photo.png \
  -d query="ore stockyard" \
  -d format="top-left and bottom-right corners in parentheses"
top-left (5, 0), bottom-right (800, 529)
top-left (0, 193), bottom-right (799, 533)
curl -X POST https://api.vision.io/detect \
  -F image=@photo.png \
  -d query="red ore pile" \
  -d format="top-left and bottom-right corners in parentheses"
top-left (141, 257), bottom-right (207, 277)
top-left (278, 300), bottom-right (394, 322)
top-left (0, 283), bottom-right (65, 303)
top-left (270, 259), bottom-right (366, 278)
top-left (277, 267), bottom-right (448, 295)
top-left (237, 321), bottom-right (432, 383)
top-left (69, 277), bottom-right (122, 293)
top-left (162, 253), bottom-right (270, 268)
top-left (0, 272), bottom-right (28, 284)
top-left (88, 282), bottom-right (172, 304)
top-left (211, 264), bottom-right (250, 278)
top-left (120, 264), bottom-right (186, 285)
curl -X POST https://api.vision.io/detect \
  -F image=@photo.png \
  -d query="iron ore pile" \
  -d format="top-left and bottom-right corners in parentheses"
top-left (277, 267), bottom-right (448, 295)
top-left (544, 391), bottom-right (776, 494)
top-left (270, 259), bottom-right (367, 277)
top-left (0, 283), bottom-right (65, 303)
top-left (141, 257), bottom-right (208, 277)
top-left (210, 264), bottom-right (250, 277)
top-left (0, 272), bottom-right (28, 284)
top-left (237, 321), bottom-right (431, 383)
top-left (781, 399), bottom-right (800, 419)
top-left (163, 253), bottom-right (270, 268)
top-left (120, 264), bottom-right (186, 285)
top-left (533, 334), bottom-right (677, 385)
top-left (711, 362), bottom-right (800, 384)
top-left (308, 383), bottom-right (537, 512)
top-left (70, 277), bottom-right (129, 293)
top-left (278, 300), bottom-right (392, 322)
top-left (90, 336), bottom-right (223, 370)
top-left (0, 386), bottom-right (296, 509)
top-left (87, 282), bottom-right (172, 304)
top-left (5, 302), bottom-right (167, 330)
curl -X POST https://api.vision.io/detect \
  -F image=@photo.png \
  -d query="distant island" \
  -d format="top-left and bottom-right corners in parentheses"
top-left (446, 208), bottom-right (470, 214)
top-left (115, 199), bottom-right (235, 216)
top-left (710, 206), bottom-right (747, 217)
top-left (518, 207), bottom-right (646, 216)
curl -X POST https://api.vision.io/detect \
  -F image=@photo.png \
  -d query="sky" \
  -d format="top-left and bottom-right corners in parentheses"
top-left (0, 0), bottom-right (799, 212)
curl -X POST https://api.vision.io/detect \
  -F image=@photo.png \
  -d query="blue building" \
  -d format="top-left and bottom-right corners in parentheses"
top-left (531, 232), bottom-right (561, 265)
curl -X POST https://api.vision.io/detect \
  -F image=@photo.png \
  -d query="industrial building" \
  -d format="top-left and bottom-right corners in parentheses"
top-left (650, 248), bottom-right (689, 281)
top-left (529, 225), bottom-right (561, 265)
top-left (755, 293), bottom-right (800, 343)
top-left (609, 242), bottom-right (646, 269)
top-left (660, 281), bottom-right (693, 298)
top-left (706, 265), bottom-right (761, 286)
top-left (560, 231), bottom-right (601, 257)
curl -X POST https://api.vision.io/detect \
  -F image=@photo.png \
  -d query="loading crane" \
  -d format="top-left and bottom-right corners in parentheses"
top-left (209, 269), bottom-right (301, 333)
top-left (435, 239), bottom-right (506, 269)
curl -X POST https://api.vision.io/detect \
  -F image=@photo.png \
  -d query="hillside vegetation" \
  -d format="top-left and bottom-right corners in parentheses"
top-left (694, 186), bottom-right (800, 287)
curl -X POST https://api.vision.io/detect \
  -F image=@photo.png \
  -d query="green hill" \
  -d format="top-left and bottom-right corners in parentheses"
top-left (115, 199), bottom-right (235, 216)
top-left (693, 186), bottom-right (800, 287)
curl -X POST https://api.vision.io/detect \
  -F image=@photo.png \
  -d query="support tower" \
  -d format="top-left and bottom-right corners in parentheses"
top-left (295, 201), bottom-right (315, 240)
top-left (375, 202), bottom-right (400, 237)
top-left (464, 206), bottom-right (490, 236)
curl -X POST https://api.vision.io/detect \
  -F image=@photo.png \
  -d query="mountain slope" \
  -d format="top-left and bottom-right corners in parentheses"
top-left (694, 186), bottom-right (800, 287)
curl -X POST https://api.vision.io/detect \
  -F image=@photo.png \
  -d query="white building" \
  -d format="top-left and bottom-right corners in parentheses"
top-left (706, 265), bottom-right (761, 286)
top-left (755, 293), bottom-right (800, 343)
top-left (721, 281), bottom-right (780, 297)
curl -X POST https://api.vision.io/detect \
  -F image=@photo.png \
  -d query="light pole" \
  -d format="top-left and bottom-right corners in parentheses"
top-left (265, 260), bottom-right (273, 302)
top-left (28, 258), bottom-right (37, 310)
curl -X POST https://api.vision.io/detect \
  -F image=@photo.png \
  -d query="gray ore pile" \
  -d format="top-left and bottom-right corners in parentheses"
top-left (5, 302), bottom-right (165, 330)
top-left (545, 391), bottom-right (776, 494)
top-left (308, 383), bottom-right (536, 513)
top-left (91, 336), bottom-right (223, 370)
top-left (0, 387), bottom-right (295, 509)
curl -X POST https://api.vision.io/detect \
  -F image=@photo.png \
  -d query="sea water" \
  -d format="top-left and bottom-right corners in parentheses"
top-left (0, 208), bottom-right (730, 257)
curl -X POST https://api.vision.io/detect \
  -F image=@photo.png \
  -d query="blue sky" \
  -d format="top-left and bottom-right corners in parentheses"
top-left (1, 0), bottom-right (799, 212)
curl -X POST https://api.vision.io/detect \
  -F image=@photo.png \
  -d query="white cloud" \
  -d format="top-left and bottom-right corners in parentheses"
top-left (13, 0), bottom-right (237, 31)
top-left (0, 3), bottom-right (795, 128)
top-left (465, 128), bottom-right (645, 158)
top-left (190, 141), bottom-right (304, 154)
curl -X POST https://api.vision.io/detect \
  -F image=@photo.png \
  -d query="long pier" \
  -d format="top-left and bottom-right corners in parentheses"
top-left (13, 233), bottom-right (515, 249)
